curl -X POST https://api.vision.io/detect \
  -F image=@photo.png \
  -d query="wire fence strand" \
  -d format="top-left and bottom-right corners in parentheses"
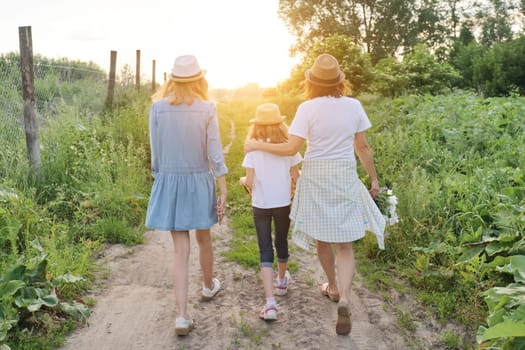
top-left (0, 55), bottom-right (108, 178)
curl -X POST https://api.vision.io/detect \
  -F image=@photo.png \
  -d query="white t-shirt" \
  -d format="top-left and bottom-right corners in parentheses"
top-left (242, 151), bottom-right (302, 209)
top-left (288, 96), bottom-right (372, 161)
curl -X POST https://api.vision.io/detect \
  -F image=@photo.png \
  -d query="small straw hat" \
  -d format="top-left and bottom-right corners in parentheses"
top-left (249, 103), bottom-right (286, 125)
top-left (305, 53), bottom-right (345, 87)
top-left (170, 55), bottom-right (206, 83)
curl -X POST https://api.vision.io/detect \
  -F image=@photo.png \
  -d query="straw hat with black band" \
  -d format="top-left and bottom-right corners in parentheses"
top-left (304, 54), bottom-right (345, 87)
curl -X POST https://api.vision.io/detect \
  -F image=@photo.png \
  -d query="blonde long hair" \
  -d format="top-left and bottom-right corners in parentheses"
top-left (152, 77), bottom-right (209, 105)
top-left (246, 122), bottom-right (289, 144)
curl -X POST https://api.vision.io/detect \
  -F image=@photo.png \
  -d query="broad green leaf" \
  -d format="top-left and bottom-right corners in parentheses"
top-left (480, 320), bottom-right (525, 341)
top-left (510, 255), bottom-right (525, 282)
top-left (486, 295), bottom-right (510, 313)
top-left (487, 308), bottom-right (506, 327)
top-left (482, 284), bottom-right (525, 312)
top-left (487, 284), bottom-right (525, 299)
top-left (0, 280), bottom-right (25, 297)
top-left (14, 296), bottom-right (29, 309)
top-left (477, 325), bottom-right (488, 344)
top-left (15, 295), bottom-right (30, 309)
top-left (60, 302), bottom-right (90, 320)
top-left (497, 255), bottom-right (525, 283)
top-left (27, 259), bottom-right (48, 284)
top-left (27, 300), bottom-right (43, 312)
top-left (3, 264), bottom-right (26, 282)
top-left (40, 295), bottom-right (58, 307)
top-left (481, 235), bottom-right (499, 243)
top-left (509, 240), bottom-right (525, 255)
top-left (487, 255), bottom-right (510, 269)
top-left (458, 246), bottom-right (485, 262)
top-left (53, 274), bottom-right (85, 285)
top-left (497, 232), bottom-right (520, 243)
top-left (460, 227), bottom-right (483, 244)
top-left (506, 305), bottom-right (525, 323)
top-left (486, 242), bottom-right (514, 256)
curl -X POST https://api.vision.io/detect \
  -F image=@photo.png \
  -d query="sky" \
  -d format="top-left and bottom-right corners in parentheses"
top-left (0, 0), bottom-right (298, 89)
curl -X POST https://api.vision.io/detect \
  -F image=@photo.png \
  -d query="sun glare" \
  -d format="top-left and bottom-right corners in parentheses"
top-left (0, 0), bottom-right (297, 90)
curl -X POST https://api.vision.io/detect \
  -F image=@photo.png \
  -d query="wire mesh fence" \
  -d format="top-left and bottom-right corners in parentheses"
top-left (0, 38), bottom-right (164, 183)
top-left (0, 53), bottom-right (109, 178)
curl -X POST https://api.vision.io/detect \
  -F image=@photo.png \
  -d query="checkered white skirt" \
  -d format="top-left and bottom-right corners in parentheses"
top-left (290, 159), bottom-right (385, 250)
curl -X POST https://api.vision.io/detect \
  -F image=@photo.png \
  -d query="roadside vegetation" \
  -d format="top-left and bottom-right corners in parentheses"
top-left (1, 1), bottom-right (525, 346)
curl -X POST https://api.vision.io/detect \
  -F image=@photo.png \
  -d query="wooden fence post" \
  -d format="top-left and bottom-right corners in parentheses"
top-left (135, 49), bottom-right (141, 90)
top-left (18, 26), bottom-right (41, 177)
top-left (152, 59), bottom-right (156, 91)
top-left (106, 50), bottom-right (117, 109)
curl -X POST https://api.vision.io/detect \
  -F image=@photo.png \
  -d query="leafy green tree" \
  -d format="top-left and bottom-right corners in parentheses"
top-left (473, 35), bottom-right (525, 96)
top-left (369, 57), bottom-right (408, 97)
top-left (410, 0), bottom-right (450, 59)
top-left (403, 44), bottom-right (461, 94)
top-left (373, 44), bottom-right (461, 96)
top-left (449, 41), bottom-right (486, 91)
top-left (278, 34), bottom-right (373, 96)
top-left (476, 0), bottom-right (516, 46)
top-left (278, 0), bottom-right (415, 63)
top-left (457, 19), bottom-right (476, 45)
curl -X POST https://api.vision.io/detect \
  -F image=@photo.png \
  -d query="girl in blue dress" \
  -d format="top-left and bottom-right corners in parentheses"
top-left (145, 55), bottom-right (228, 336)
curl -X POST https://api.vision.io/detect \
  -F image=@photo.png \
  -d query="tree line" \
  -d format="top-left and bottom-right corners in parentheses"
top-left (276, 0), bottom-right (525, 97)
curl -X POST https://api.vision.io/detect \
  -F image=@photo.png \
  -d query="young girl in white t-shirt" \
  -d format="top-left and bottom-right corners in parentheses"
top-left (241, 103), bottom-right (302, 321)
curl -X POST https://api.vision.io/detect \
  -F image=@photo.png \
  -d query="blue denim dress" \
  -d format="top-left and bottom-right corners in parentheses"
top-left (145, 98), bottom-right (228, 231)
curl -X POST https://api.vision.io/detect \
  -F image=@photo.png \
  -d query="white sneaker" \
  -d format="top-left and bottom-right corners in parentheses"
top-left (274, 271), bottom-right (291, 296)
top-left (201, 278), bottom-right (221, 301)
top-left (175, 316), bottom-right (194, 336)
top-left (259, 303), bottom-right (278, 321)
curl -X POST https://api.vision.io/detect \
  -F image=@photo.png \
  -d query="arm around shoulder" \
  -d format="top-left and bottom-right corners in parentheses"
top-left (244, 135), bottom-right (304, 156)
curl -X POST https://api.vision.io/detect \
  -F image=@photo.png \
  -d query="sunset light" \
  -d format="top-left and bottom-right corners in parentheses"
top-left (0, 0), bottom-right (297, 89)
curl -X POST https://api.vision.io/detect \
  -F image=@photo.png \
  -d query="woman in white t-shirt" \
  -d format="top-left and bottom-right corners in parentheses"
top-left (244, 54), bottom-right (385, 335)
top-left (241, 103), bottom-right (302, 321)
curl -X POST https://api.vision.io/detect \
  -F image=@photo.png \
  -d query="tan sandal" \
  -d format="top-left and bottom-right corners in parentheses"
top-left (336, 301), bottom-right (352, 335)
top-left (319, 283), bottom-right (340, 302)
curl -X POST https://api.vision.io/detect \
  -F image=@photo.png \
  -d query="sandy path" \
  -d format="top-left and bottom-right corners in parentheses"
top-left (58, 217), bottom-right (427, 350)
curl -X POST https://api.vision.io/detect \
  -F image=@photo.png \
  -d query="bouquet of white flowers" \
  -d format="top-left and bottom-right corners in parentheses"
top-left (374, 187), bottom-right (399, 226)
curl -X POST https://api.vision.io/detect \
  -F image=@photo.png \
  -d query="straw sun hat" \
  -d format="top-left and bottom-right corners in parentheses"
top-left (249, 103), bottom-right (286, 125)
top-left (305, 53), bottom-right (345, 87)
top-left (170, 55), bottom-right (207, 83)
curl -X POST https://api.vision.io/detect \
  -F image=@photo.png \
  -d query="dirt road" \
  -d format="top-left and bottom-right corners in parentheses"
top-left (58, 214), bottom-right (460, 350)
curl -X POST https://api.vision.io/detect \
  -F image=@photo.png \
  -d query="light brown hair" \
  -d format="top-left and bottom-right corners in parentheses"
top-left (303, 79), bottom-right (352, 99)
top-left (152, 77), bottom-right (209, 105)
top-left (246, 123), bottom-right (289, 144)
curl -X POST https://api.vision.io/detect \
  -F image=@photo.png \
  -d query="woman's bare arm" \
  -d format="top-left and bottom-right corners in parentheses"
top-left (354, 131), bottom-right (380, 197)
top-left (244, 135), bottom-right (305, 156)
